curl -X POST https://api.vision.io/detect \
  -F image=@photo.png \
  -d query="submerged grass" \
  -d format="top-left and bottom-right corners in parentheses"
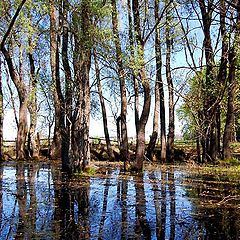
top-left (183, 161), bottom-right (240, 183)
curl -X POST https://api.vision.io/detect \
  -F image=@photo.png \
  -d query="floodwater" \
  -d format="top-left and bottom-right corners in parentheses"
top-left (0, 161), bottom-right (239, 240)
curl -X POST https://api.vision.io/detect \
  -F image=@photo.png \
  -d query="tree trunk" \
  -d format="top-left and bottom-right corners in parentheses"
top-left (166, 3), bottom-right (174, 163)
top-left (61, 0), bottom-right (72, 169)
top-left (93, 48), bottom-right (115, 161)
top-left (0, 57), bottom-right (3, 160)
top-left (147, 0), bottom-right (166, 162)
top-left (146, 16), bottom-right (160, 160)
top-left (216, 0), bottom-right (228, 156)
top-left (223, 1), bottom-right (240, 159)
top-left (49, 0), bottom-right (63, 159)
top-left (156, 0), bottom-right (167, 163)
top-left (0, 0), bottom-right (27, 160)
top-left (1, 43), bottom-right (28, 160)
top-left (127, 0), bottom-right (139, 134)
top-left (132, 0), bottom-right (151, 171)
top-left (70, 1), bottom-right (91, 173)
top-left (112, 0), bottom-right (129, 167)
top-left (28, 38), bottom-right (39, 159)
top-left (198, 0), bottom-right (217, 162)
top-left (223, 49), bottom-right (237, 159)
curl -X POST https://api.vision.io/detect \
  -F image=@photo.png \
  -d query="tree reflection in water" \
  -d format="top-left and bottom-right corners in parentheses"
top-left (58, 176), bottom-right (90, 239)
top-left (0, 161), bottom-right (239, 239)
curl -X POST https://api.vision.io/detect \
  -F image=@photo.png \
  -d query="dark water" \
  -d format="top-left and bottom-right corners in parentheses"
top-left (0, 161), bottom-right (239, 240)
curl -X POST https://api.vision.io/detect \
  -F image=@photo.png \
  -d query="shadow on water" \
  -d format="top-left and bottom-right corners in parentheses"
top-left (0, 161), bottom-right (239, 239)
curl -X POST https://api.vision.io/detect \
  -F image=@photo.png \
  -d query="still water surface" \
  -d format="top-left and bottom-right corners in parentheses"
top-left (0, 161), bottom-right (239, 239)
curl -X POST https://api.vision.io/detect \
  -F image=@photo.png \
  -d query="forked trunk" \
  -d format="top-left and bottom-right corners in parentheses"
top-left (1, 44), bottom-right (28, 160)
top-left (132, 0), bottom-right (151, 171)
top-left (0, 0), bottom-right (28, 160)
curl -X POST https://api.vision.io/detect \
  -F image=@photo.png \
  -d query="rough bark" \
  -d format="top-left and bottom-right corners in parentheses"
top-left (146, 12), bottom-right (160, 160)
top-left (28, 38), bottom-right (39, 159)
top-left (216, 0), bottom-right (228, 155)
top-left (61, 0), bottom-right (72, 169)
top-left (1, 43), bottom-right (28, 160)
top-left (166, 3), bottom-right (174, 163)
top-left (198, 0), bottom-right (217, 162)
top-left (112, 0), bottom-right (129, 167)
top-left (70, 1), bottom-right (91, 173)
top-left (127, 0), bottom-right (139, 133)
top-left (147, 0), bottom-right (166, 162)
top-left (0, 58), bottom-right (2, 160)
top-left (49, 0), bottom-right (63, 159)
top-left (0, 0), bottom-right (28, 160)
top-left (93, 48), bottom-right (115, 161)
top-left (223, 1), bottom-right (240, 159)
top-left (132, 0), bottom-right (151, 171)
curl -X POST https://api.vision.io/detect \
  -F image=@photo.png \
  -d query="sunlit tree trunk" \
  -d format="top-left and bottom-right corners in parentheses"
top-left (147, 0), bottom-right (166, 162)
top-left (198, 0), bottom-right (217, 162)
top-left (223, 4), bottom-right (240, 158)
top-left (61, 0), bottom-right (72, 169)
top-left (216, 0), bottom-right (228, 156)
top-left (127, 0), bottom-right (139, 134)
top-left (28, 37), bottom-right (39, 159)
top-left (166, 3), bottom-right (174, 163)
top-left (112, 0), bottom-right (129, 167)
top-left (1, 41), bottom-right (28, 160)
top-left (71, 1), bottom-right (91, 172)
top-left (0, 57), bottom-right (3, 160)
top-left (132, 0), bottom-right (151, 171)
top-left (49, 0), bottom-right (63, 159)
top-left (0, 0), bottom-right (27, 160)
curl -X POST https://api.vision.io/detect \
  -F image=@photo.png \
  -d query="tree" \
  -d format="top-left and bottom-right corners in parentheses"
top-left (49, 0), bottom-right (63, 159)
top-left (165, 0), bottom-right (175, 163)
top-left (1, 0), bottom-right (28, 160)
top-left (0, 57), bottom-right (3, 160)
top-left (111, 0), bottom-right (129, 168)
top-left (146, 0), bottom-right (167, 163)
top-left (223, 0), bottom-right (240, 159)
top-left (132, 0), bottom-right (151, 171)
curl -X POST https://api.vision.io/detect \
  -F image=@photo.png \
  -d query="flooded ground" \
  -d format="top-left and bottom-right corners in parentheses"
top-left (0, 161), bottom-right (239, 240)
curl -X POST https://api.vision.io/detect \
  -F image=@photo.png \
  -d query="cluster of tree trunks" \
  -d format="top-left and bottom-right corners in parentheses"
top-left (1, 0), bottom-right (240, 172)
top-left (197, 0), bottom-right (240, 162)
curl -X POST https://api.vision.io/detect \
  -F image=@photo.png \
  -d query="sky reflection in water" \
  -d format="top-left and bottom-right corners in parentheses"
top-left (0, 162), bottom-right (239, 239)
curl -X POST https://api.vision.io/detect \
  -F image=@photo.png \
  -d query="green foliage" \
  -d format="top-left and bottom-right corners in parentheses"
top-left (218, 158), bottom-right (240, 167)
top-left (73, 166), bottom-right (96, 177)
top-left (177, 71), bottom-right (205, 139)
top-left (90, 0), bottom-right (112, 20)
top-left (92, 136), bottom-right (101, 144)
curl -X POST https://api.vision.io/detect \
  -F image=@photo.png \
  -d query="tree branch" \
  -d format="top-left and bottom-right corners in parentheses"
top-left (1, 0), bottom-right (26, 49)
